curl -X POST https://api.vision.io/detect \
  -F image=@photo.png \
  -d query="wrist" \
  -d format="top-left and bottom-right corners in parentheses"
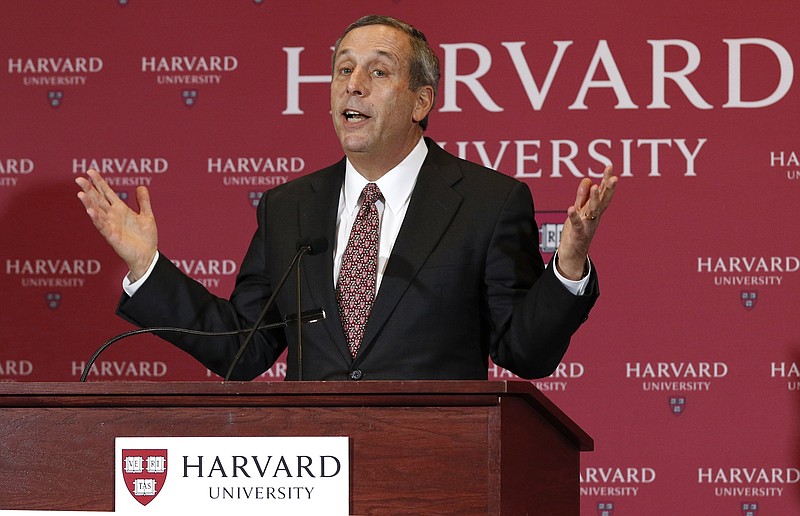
top-left (127, 251), bottom-right (158, 283)
top-left (555, 253), bottom-right (589, 280)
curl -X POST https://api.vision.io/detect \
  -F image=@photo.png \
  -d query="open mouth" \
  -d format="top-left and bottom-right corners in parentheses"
top-left (343, 110), bottom-right (370, 122)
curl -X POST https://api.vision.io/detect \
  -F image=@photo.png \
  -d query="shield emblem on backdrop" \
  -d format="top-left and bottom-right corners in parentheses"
top-left (45, 292), bottom-right (62, 310)
top-left (249, 191), bottom-right (263, 208)
top-left (740, 291), bottom-right (757, 310)
top-left (741, 502), bottom-right (758, 516)
top-left (597, 501), bottom-right (614, 516)
top-left (47, 90), bottom-right (63, 108)
top-left (182, 89), bottom-right (198, 107)
top-left (668, 396), bottom-right (686, 416)
top-left (122, 449), bottom-right (168, 506)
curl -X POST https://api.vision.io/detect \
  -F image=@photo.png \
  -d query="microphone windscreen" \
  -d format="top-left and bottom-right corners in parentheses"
top-left (296, 237), bottom-right (329, 255)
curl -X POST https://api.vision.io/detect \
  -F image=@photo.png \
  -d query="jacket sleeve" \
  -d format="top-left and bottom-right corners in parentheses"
top-left (486, 181), bottom-right (598, 379)
top-left (116, 191), bottom-right (287, 380)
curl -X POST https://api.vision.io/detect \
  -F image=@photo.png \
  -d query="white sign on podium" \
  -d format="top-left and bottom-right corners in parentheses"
top-left (114, 436), bottom-right (350, 516)
top-left (0, 436), bottom-right (349, 516)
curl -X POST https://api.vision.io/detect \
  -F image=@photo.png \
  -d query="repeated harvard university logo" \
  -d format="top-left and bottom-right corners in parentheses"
top-left (122, 449), bottom-right (168, 506)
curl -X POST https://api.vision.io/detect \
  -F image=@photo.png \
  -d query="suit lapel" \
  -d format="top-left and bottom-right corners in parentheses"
top-left (358, 140), bottom-right (464, 358)
top-left (297, 161), bottom-right (352, 362)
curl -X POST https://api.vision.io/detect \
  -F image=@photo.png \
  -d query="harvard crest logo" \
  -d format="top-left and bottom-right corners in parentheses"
top-left (182, 89), bottom-right (198, 107)
top-left (597, 501), bottom-right (614, 516)
top-left (46, 292), bottom-right (62, 310)
top-left (668, 396), bottom-right (686, 416)
top-left (249, 191), bottom-right (263, 208)
top-left (741, 501), bottom-right (758, 516)
top-left (740, 291), bottom-right (757, 310)
top-left (122, 449), bottom-right (168, 506)
top-left (47, 90), bottom-right (63, 108)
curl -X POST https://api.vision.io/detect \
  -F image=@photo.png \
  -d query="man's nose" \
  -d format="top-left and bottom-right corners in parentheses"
top-left (346, 68), bottom-right (367, 96)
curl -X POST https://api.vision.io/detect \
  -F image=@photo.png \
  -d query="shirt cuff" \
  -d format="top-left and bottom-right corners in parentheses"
top-left (122, 251), bottom-right (160, 297)
top-left (550, 251), bottom-right (591, 296)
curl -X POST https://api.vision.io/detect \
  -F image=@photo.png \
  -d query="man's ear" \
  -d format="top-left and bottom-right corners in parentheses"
top-left (412, 85), bottom-right (435, 123)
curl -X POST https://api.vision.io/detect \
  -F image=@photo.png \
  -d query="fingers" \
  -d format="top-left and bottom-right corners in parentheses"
top-left (573, 178), bottom-right (592, 211)
top-left (75, 169), bottom-right (125, 237)
top-left (573, 178), bottom-right (599, 221)
top-left (75, 169), bottom-right (112, 213)
top-left (76, 176), bottom-right (106, 228)
top-left (575, 165), bottom-right (618, 220)
top-left (75, 174), bottom-right (97, 203)
top-left (567, 205), bottom-right (583, 227)
top-left (597, 165), bottom-right (618, 201)
top-left (76, 169), bottom-right (151, 217)
top-left (135, 186), bottom-right (153, 218)
top-left (88, 168), bottom-right (120, 208)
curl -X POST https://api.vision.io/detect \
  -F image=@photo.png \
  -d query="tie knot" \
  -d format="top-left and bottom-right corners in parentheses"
top-left (362, 183), bottom-right (382, 206)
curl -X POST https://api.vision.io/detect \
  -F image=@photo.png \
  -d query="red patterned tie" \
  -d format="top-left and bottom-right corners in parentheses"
top-left (337, 183), bottom-right (382, 358)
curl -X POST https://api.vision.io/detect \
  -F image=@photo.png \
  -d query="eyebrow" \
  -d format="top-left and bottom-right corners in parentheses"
top-left (334, 48), bottom-right (399, 64)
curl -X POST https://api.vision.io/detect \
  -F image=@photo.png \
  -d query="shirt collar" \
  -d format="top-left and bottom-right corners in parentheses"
top-left (343, 137), bottom-right (428, 215)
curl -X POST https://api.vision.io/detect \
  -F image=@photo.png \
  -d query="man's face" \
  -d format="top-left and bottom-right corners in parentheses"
top-left (331, 24), bottom-right (432, 174)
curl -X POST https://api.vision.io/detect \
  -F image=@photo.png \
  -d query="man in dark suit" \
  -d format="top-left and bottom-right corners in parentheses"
top-left (76, 15), bottom-right (617, 382)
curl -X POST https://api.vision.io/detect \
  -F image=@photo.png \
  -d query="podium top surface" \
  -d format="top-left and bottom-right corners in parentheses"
top-left (0, 380), bottom-right (593, 450)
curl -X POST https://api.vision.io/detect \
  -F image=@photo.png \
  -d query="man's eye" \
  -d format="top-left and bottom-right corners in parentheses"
top-left (373, 70), bottom-right (386, 77)
top-left (339, 67), bottom-right (352, 75)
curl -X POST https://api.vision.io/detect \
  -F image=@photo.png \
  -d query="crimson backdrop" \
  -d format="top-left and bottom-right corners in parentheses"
top-left (1, 1), bottom-right (799, 514)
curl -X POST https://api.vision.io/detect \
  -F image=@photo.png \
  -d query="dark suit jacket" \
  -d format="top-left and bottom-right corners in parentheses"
top-left (118, 138), bottom-right (598, 381)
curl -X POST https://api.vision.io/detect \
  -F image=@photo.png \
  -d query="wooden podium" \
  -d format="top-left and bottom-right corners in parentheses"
top-left (0, 381), bottom-right (592, 515)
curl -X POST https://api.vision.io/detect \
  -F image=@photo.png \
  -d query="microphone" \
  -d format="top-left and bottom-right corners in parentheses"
top-left (78, 308), bottom-right (325, 382)
top-left (296, 237), bottom-right (328, 256)
top-left (294, 238), bottom-right (328, 381)
top-left (224, 238), bottom-right (328, 381)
